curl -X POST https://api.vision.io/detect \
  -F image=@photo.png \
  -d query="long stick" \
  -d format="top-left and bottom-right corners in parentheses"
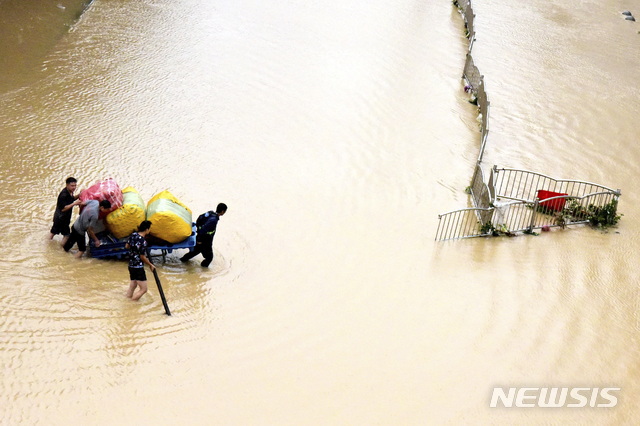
top-left (152, 267), bottom-right (171, 316)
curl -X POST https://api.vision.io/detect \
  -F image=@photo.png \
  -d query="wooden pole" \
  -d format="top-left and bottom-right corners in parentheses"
top-left (152, 266), bottom-right (171, 316)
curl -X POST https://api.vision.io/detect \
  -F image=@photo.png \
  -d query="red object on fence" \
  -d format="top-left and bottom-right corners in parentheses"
top-left (79, 178), bottom-right (124, 218)
top-left (537, 190), bottom-right (568, 212)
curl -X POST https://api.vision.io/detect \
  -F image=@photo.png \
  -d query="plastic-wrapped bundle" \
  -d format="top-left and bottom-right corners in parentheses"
top-left (105, 187), bottom-right (147, 239)
top-left (79, 178), bottom-right (124, 218)
top-left (146, 190), bottom-right (192, 243)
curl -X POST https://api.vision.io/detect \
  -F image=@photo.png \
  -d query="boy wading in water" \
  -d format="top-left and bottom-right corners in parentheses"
top-left (125, 221), bottom-right (155, 301)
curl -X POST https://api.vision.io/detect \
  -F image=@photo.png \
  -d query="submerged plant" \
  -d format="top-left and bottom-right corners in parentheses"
top-left (586, 199), bottom-right (622, 227)
top-left (479, 221), bottom-right (493, 235)
top-left (541, 198), bottom-right (622, 231)
top-left (479, 221), bottom-right (515, 237)
top-left (554, 211), bottom-right (569, 229)
top-left (531, 197), bottom-right (622, 231)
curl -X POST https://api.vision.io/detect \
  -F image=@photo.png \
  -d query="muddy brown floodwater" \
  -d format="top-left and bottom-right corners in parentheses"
top-left (0, 0), bottom-right (638, 424)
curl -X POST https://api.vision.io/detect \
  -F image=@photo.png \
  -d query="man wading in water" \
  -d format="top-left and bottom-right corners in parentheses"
top-left (63, 199), bottom-right (111, 258)
top-left (49, 177), bottom-right (82, 246)
top-left (180, 203), bottom-right (227, 267)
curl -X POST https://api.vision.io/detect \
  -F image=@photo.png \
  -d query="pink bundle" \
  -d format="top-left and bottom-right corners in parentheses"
top-left (79, 178), bottom-right (124, 218)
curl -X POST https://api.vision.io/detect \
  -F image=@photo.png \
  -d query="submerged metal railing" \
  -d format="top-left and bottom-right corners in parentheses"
top-left (470, 164), bottom-right (492, 211)
top-left (454, 0), bottom-right (476, 51)
top-left (436, 0), bottom-right (622, 241)
top-left (463, 54), bottom-right (490, 164)
top-left (435, 207), bottom-right (492, 241)
top-left (463, 53), bottom-right (482, 89)
top-left (436, 190), bottom-right (620, 241)
top-left (492, 167), bottom-right (620, 202)
top-left (492, 191), bottom-right (620, 233)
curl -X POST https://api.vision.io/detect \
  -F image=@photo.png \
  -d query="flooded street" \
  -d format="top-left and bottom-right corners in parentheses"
top-left (1, 0), bottom-right (639, 424)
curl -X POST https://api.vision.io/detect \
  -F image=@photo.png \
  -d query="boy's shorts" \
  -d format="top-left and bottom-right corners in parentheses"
top-left (128, 267), bottom-right (147, 282)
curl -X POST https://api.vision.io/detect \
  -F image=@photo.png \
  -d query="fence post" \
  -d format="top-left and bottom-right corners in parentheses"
top-left (488, 166), bottom-right (495, 201)
top-left (528, 199), bottom-right (539, 233)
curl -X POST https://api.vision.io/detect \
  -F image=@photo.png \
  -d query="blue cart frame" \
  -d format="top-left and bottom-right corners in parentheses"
top-left (89, 223), bottom-right (197, 262)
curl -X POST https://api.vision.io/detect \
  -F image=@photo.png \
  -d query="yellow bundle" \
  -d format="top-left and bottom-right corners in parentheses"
top-left (146, 190), bottom-right (192, 243)
top-left (105, 187), bottom-right (146, 239)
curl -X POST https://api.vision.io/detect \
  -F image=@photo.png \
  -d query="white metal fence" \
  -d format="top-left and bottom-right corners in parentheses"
top-left (435, 208), bottom-right (493, 241)
top-left (492, 167), bottom-right (619, 202)
top-left (435, 2), bottom-right (621, 241)
top-left (454, 0), bottom-right (476, 51)
top-left (435, 166), bottom-right (621, 241)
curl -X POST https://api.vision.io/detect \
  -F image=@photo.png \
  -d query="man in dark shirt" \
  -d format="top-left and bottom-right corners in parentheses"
top-left (180, 203), bottom-right (227, 268)
top-left (48, 177), bottom-right (82, 245)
